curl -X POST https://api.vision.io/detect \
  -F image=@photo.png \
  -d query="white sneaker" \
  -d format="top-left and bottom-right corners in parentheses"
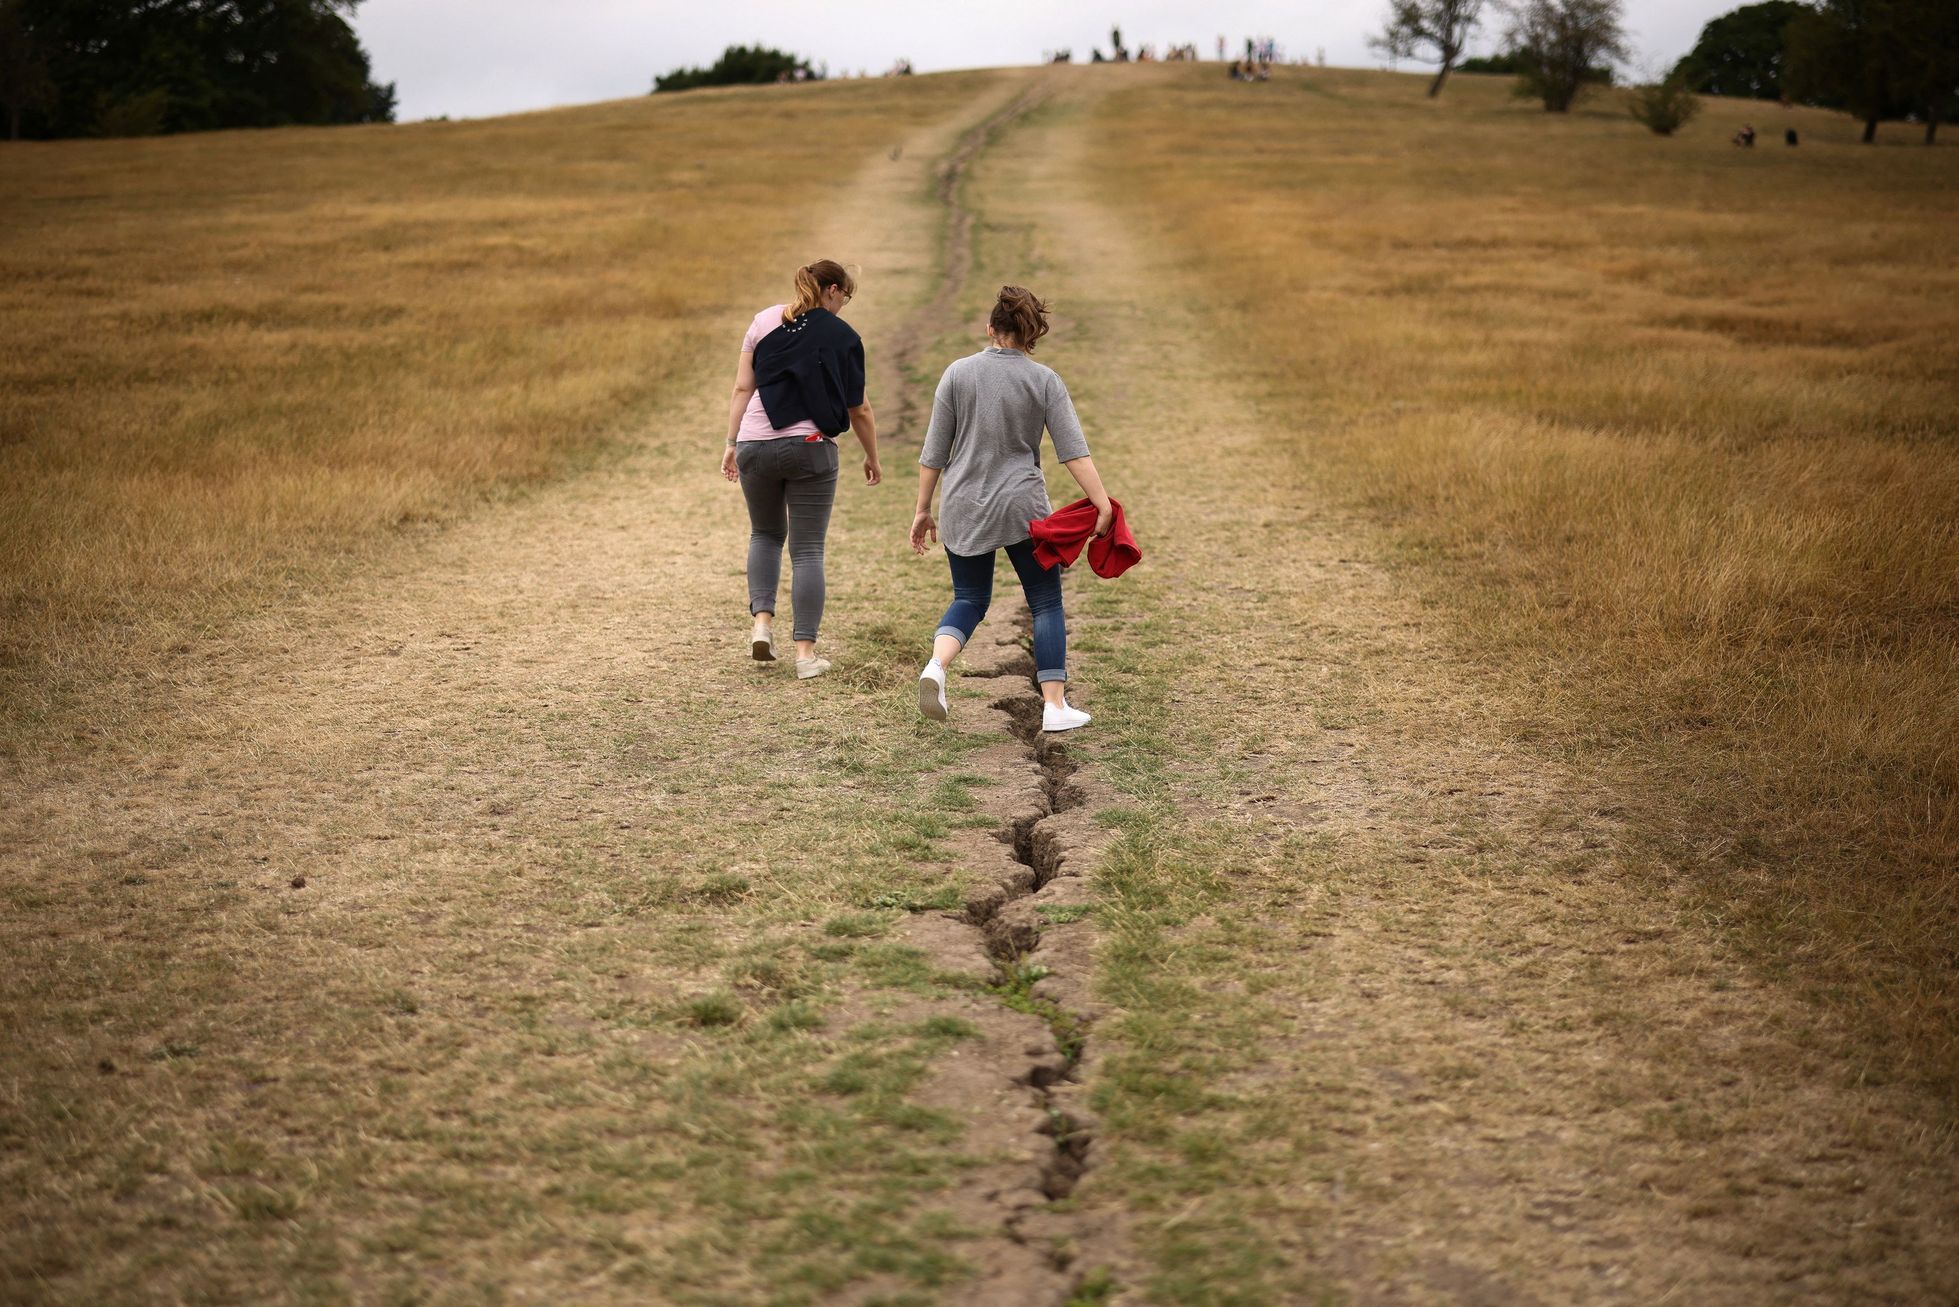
top-left (795, 655), bottom-right (831, 680)
top-left (918, 661), bottom-right (949, 721)
top-left (1042, 700), bottom-right (1092, 732)
top-left (751, 621), bottom-right (776, 662)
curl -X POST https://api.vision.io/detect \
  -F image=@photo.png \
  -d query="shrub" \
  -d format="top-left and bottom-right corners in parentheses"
top-left (654, 45), bottom-right (820, 94)
top-left (1628, 76), bottom-right (1703, 134)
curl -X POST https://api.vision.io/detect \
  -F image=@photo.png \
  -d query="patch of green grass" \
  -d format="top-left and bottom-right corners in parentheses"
top-left (679, 992), bottom-right (744, 1029)
top-left (767, 1000), bottom-right (827, 1032)
top-left (854, 944), bottom-right (938, 990)
top-left (692, 872), bottom-right (751, 903)
top-left (931, 774), bottom-right (985, 811)
top-left (1066, 1268), bottom-right (1121, 1304)
top-left (867, 883), bottom-right (964, 912)
top-left (917, 1016), bottom-right (979, 1040)
top-left (824, 912), bottom-right (891, 939)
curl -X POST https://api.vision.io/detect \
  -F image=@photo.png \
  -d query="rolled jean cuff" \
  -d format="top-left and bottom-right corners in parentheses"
top-left (935, 624), bottom-right (970, 644)
top-left (1036, 668), bottom-right (1067, 684)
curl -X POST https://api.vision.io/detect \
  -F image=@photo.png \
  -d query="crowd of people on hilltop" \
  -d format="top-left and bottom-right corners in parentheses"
top-left (1050, 28), bottom-right (1287, 71)
top-left (1229, 35), bottom-right (1283, 80)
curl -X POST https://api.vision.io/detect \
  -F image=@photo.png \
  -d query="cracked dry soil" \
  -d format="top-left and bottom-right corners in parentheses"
top-left (888, 600), bottom-right (1124, 1303)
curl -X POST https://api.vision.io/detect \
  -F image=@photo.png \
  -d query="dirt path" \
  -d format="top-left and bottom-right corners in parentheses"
top-left (5, 65), bottom-right (1955, 1306)
top-left (970, 70), bottom-right (1958, 1302)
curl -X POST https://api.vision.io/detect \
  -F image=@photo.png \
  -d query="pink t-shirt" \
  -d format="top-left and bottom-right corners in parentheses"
top-left (738, 305), bottom-right (821, 442)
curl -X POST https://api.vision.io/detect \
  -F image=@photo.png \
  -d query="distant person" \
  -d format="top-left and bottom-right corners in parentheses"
top-left (722, 261), bottom-right (882, 679)
top-left (910, 287), bottom-right (1116, 733)
top-left (1786, 128), bottom-right (1799, 146)
top-left (1733, 123), bottom-right (1756, 147)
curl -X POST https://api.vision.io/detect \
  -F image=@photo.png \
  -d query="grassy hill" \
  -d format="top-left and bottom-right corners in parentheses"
top-left (2, 63), bottom-right (1955, 1304)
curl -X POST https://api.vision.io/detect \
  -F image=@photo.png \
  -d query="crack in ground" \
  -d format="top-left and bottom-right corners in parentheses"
top-left (957, 617), bottom-right (1103, 1290)
top-left (874, 72), bottom-right (1113, 1301)
top-left (882, 85), bottom-right (1052, 445)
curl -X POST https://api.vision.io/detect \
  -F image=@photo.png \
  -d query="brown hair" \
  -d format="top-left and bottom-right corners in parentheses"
top-left (783, 259), bottom-right (856, 322)
top-left (989, 285), bottom-right (1050, 351)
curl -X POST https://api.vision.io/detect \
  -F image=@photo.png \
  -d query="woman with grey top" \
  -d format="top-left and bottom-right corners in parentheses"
top-left (909, 286), bottom-right (1113, 732)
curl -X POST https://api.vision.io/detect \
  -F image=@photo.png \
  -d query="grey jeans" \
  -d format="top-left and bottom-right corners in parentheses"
top-left (736, 437), bottom-right (839, 642)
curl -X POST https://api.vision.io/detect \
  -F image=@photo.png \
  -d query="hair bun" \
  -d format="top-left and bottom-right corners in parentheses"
top-left (990, 285), bottom-right (1051, 351)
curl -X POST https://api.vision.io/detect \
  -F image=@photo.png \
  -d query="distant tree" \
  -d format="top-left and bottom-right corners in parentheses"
top-left (0, 0), bottom-right (55, 139)
top-left (1370, 0), bottom-right (1489, 96)
top-left (5, 0), bottom-right (393, 139)
top-left (1893, 0), bottom-right (1959, 142)
top-left (1785, 0), bottom-right (1913, 141)
top-left (1671, 0), bottom-right (1807, 99)
top-left (1501, 0), bottom-right (1630, 110)
top-left (1627, 72), bottom-right (1703, 132)
top-left (653, 44), bottom-right (818, 93)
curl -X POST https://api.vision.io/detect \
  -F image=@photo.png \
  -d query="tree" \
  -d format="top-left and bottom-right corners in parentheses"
top-left (0, 0), bottom-right (55, 139)
top-left (1628, 73), bottom-right (1703, 133)
top-left (1671, 0), bottom-right (1807, 99)
top-left (1371, 0), bottom-right (1489, 95)
top-left (653, 45), bottom-right (818, 93)
top-left (3, 0), bottom-right (393, 139)
top-left (1894, 0), bottom-right (1959, 142)
top-left (1501, 0), bottom-right (1630, 111)
top-left (1785, 0), bottom-right (1909, 141)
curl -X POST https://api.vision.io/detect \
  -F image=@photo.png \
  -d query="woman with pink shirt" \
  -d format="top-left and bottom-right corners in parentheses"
top-left (721, 260), bottom-right (882, 679)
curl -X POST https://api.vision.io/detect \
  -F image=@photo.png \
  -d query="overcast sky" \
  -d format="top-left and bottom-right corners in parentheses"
top-left (354, 0), bottom-right (1732, 123)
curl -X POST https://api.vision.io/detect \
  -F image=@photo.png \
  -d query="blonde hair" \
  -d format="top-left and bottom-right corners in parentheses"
top-left (784, 259), bottom-right (856, 322)
top-left (989, 285), bottom-right (1050, 351)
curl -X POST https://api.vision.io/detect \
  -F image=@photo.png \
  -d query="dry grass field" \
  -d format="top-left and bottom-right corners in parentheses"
top-left (1087, 66), bottom-right (1959, 1104)
top-left (0, 73), bottom-right (989, 749)
top-left (3, 60), bottom-right (1955, 1305)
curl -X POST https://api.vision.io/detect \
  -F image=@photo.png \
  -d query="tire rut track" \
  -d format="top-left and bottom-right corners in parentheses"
top-left (870, 73), bottom-right (1124, 1302)
top-left (881, 85), bottom-right (1052, 445)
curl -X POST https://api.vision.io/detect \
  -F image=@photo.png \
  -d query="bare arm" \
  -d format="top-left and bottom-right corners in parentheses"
top-left (721, 350), bottom-right (757, 482)
top-left (1062, 455), bottom-right (1114, 537)
top-left (910, 465), bottom-right (943, 554)
top-left (848, 401), bottom-right (882, 485)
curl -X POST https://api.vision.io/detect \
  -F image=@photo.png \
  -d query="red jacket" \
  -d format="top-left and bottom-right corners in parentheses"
top-left (1028, 497), bottom-right (1141, 578)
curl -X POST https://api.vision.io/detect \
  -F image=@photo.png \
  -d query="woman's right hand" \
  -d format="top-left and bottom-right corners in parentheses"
top-left (1091, 500), bottom-right (1114, 539)
top-left (909, 512), bottom-right (938, 555)
top-left (720, 446), bottom-right (740, 482)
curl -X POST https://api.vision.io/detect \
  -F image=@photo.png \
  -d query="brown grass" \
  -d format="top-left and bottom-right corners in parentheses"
top-left (0, 75), bottom-right (988, 749)
top-left (1084, 65), bottom-right (1959, 1102)
top-left (5, 61), bottom-right (1957, 1303)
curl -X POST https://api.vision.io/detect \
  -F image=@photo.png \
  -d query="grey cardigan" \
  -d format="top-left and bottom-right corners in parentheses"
top-left (919, 348), bottom-right (1090, 556)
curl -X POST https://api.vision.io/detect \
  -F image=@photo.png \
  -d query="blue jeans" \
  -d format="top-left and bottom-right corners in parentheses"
top-left (938, 538), bottom-right (1067, 683)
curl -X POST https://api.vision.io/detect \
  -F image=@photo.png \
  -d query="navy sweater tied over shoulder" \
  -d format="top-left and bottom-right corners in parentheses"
top-left (751, 308), bottom-right (865, 438)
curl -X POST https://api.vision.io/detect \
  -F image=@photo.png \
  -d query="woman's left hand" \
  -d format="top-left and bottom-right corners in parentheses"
top-left (909, 512), bottom-right (938, 555)
top-left (863, 457), bottom-right (883, 486)
top-left (721, 446), bottom-right (740, 482)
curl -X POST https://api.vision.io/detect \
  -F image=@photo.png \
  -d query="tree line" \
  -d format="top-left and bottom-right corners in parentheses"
top-left (1373, 0), bottom-right (1957, 141)
top-left (0, 0), bottom-right (394, 140)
